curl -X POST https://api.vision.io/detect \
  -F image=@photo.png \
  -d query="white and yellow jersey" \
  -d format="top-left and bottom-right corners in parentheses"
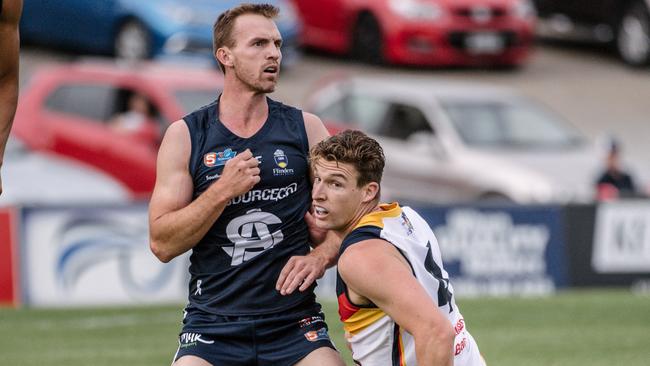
top-left (337, 203), bottom-right (484, 366)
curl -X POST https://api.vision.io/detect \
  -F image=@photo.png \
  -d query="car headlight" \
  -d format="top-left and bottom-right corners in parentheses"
top-left (388, 0), bottom-right (444, 21)
top-left (512, 0), bottom-right (536, 19)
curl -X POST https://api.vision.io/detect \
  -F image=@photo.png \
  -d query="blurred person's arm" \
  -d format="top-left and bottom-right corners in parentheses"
top-left (339, 239), bottom-right (455, 366)
top-left (148, 120), bottom-right (260, 262)
top-left (0, 0), bottom-right (23, 195)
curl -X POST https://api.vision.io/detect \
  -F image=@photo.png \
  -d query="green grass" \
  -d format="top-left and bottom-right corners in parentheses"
top-left (1, 289), bottom-right (648, 365)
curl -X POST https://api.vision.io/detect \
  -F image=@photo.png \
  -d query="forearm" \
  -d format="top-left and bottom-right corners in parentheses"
top-left (414, 329), bottom-right (454, 366)
top-left (150, 184), bottom-right (231, 262)
top-left (308, 230), bottom-right (341, 269)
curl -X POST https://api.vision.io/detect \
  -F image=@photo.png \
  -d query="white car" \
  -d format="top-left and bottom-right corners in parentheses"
top-left (0, 137), bottom-right (130, 206)
top-left (307, 76), bottom-right (600, 204)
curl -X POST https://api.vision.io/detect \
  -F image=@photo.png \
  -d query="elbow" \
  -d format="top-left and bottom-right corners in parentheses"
top-left (150, 239), bottom-right (175, 263)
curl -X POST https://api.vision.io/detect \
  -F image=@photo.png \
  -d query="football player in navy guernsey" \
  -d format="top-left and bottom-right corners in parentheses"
top-left (0, 0), bottom-right (22, 195)
top-left (148, 3), bottom-right (344, 366)
top-left (310, 130), bottom-right (486, 366)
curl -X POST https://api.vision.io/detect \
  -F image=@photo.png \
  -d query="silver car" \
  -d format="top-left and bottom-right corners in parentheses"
top-left (307, 76), bottom-right (600, 204)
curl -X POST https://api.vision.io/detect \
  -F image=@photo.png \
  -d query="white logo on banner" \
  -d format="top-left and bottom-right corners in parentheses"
top-left (592, 202), bottom-right (650, 273)
top-left (223, 209), bottom-right (284, 266)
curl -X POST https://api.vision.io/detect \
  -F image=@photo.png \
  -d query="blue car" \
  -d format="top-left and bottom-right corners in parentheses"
top-left (20, 0), bottom-right (301, 65)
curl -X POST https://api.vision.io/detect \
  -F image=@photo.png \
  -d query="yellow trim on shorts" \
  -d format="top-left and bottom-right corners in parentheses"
top-left (343, 308), bottom-right (387, 335)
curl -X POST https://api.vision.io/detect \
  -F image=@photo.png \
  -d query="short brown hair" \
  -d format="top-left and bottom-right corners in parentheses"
top-left (212, 3), bottom-right (279, 73)
top-left (310, 130), bottom-right (385, 189)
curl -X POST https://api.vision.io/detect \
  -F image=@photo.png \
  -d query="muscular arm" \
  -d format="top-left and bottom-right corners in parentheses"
top-left (339, 239), bottom-right (455, 366)
top-left (0, 0), bottom-right (23, 194)
top-left (275, 112), bottom-right (337, 294)
top-left (148, 120), bottom-right (260, 262)
top-left (303, 111), bottom-right (340, 265)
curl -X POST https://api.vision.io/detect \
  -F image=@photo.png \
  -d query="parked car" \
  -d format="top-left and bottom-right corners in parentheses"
top-left (0, 137), bottom-right (130, 206)
top-left (11, 61), bottom-right (223, 200)
top-left (291, 0), bottom-right (536, 67)
top-left (306, 76), bottom-right (600, 204)
top-left (20, 0), bottom-right (301, 65)
top-left (533, 0), bottom-right (650, 66)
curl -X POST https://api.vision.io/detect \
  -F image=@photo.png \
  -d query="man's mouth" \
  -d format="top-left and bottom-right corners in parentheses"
top-left (313, 205), bottom-right (329, 217)
top-left (263, 65), bottom-right (278, 74)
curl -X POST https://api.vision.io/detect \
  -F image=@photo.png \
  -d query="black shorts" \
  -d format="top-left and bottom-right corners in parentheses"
top-left (173, 303), bottom-right (338, 366)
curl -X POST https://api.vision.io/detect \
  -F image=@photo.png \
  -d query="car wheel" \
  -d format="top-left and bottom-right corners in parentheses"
top-left (115, 20), bottom-right (151, 60)
top-left (352, 13), bottom-right (384, 64)
top-left (616, 1), bottom-right (650, 67)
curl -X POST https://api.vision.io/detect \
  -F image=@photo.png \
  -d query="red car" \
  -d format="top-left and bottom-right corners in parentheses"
top-left (292, 0), bottom-right (536, 67)
top-left (12, 61), bottom-right (223, 200)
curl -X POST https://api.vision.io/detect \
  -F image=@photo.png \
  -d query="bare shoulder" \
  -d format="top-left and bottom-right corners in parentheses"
top-left (0, 0), bottom-right (23, 24)
top-left (158, 120), bottom-right (191, 163)
top-left (302, 111), bottom-right (329, 148)
top-left (338, 239), bottom-right (405, 282)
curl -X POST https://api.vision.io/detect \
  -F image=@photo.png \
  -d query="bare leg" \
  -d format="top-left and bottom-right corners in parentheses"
top-left (173, 355), bottom-right (213, 366)
top-left (294, 347), bottom-right (345, 366)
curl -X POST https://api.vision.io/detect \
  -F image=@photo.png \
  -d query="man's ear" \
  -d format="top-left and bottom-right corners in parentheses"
top-left (362, 182), bottom-right (380, 203)
top-left (216, 47), bottom-right (233, 68)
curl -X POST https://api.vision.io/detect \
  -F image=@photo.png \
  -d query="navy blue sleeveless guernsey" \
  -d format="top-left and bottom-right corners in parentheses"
top-left (183, 97), bottom-right (314, 316)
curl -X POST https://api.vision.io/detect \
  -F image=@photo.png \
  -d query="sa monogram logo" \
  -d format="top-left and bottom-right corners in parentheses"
top-left (223, 209), bottom-right (284, 265)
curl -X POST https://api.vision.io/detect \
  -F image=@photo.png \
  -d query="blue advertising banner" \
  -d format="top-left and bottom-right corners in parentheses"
top-left (409, 204), bottom-right (567, 296)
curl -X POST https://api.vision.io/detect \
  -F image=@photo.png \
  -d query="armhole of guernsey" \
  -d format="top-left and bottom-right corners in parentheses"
top-left (184, 116), bottom-right (199, 178)
top-left (292, 108), bottom-right (309, 155)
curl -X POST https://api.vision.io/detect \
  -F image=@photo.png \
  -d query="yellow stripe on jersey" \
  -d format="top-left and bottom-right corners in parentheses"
top-left (355, 202), bottom-right (402, 230)
top-left (343, 308), bottom-right (387, 335)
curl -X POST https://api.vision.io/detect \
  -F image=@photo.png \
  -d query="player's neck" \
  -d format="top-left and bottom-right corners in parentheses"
top-left (340, 202), bottom-right (380, 237)
top-left (218, 89), bottom-right (269, 137)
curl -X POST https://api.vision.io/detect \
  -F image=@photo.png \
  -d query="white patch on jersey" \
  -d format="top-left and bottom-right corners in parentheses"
top-left (223, 209), bottom-right (284, 266)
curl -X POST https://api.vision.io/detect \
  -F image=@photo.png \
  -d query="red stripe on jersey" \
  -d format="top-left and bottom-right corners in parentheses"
top-left (338, 292), bottom-right (360, 322)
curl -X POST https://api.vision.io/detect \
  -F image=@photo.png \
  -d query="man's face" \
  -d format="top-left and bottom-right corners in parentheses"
top-left (311, 159), bottom-right (370, 234)
top-left (226, 14), bottom-right (282, 93)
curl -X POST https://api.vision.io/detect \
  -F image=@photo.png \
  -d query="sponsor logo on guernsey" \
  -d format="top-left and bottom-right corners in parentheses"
top-left (204, 148), bottom-right (237, 167)
top-left (304, 327), bottom-right (329, 342)
top-left (206, 173), bottom-right (220, 181)
top-left (401, 212), bottom-right (414, 236)
top-left (179, 333), bottom-right (214, 348)
top-left (454, 318), bottom-right (465, 335)
top-left (454, 337), bottom-right (468, 356)
top-left (273, 149), bottom-right (294, 176)
top-left (227, 182), bottom-right (298, 206)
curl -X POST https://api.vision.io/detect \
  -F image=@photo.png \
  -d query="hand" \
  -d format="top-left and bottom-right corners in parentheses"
top-left (217, 149), bottom-right (260, 198)
top-left (304, 209), bottom-right (328, 247)
top-left (276, 254), bottom-right (327, 295)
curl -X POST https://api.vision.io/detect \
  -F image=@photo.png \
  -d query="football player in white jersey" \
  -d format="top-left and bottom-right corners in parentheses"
top-left (310, 130), bottom-right (486, 366)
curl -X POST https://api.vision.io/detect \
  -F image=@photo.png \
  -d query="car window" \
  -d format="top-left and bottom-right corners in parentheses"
top-left (379, 103), bottom-right (433, 140)
top-left (442, 99), bottom-right (584, 148)
top-left (347, 96), bottom-right (390, 134)
top-left (45, 84), bottom-right (118, 122)
top-left (174, 89), bottom-right (220, 114)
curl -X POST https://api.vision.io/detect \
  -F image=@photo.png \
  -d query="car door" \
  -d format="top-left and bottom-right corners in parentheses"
top-left (41, 81), bottom-right (156, 197)
top-left (292, 0), bottom-right (348, 49)
top-left (62, 0), bottom-right (117, 52)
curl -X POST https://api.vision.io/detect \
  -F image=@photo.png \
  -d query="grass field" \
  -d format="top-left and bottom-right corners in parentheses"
top-left (1, 289), bottom-right (648, 365)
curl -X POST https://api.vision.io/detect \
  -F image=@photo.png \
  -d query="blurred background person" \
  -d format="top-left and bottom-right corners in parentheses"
top-left (109, 91), bottom-right (153, 133)
top-left (596, 138), bottom-right (639, 200)
top-left (0, 0), bottom-right (22, 195)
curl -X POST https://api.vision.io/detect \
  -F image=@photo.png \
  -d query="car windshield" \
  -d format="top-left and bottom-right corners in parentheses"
top-left (441, 98), bottom-right (585, 149)
top-left (174, 89), bottom-right (219, 113)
